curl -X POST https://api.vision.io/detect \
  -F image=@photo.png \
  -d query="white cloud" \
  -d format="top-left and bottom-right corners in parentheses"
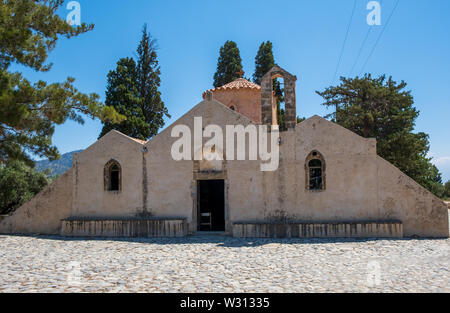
top-left (432, 156), bottom-right (450, 167)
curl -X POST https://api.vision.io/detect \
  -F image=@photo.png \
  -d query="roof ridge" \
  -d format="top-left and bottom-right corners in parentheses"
top-left (120, 132), bottom-right (147, 144)
top-left (202, 78), bottom-right (261, 98)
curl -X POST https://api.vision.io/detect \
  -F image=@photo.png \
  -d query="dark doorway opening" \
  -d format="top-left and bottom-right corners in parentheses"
top-left (198, 180), bottom-right (225, 231)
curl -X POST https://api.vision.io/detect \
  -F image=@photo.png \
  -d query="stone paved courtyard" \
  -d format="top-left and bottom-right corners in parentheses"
top-left (0, 231), bottom-right (449, 293)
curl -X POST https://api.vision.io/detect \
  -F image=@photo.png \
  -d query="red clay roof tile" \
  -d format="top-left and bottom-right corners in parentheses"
top-left (202, 78), bottom-right (261, 98)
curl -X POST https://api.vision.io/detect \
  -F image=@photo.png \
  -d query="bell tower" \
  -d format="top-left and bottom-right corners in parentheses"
top-left (260, 65), bottom-right (297, 130)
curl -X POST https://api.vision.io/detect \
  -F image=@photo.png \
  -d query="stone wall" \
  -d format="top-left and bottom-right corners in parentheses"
top-left (143, 99), bottom-right (254, 234)
top-left (1, 95), bottom-right (448, 238)
top-left (232, 221), bottom-right (403, 238)
top-left (225, 115), bottom-right (380, 228)
top-left (138, 101), bottom-right (448, 238)
top-left (71, 131), bottom-right (145, 218)
top-left (226, 115), bottom-right (448, 238)
top-left (209, 89), bottom-right (262, 124)
top-left (0, 169), bottom-right (73, 235)
top-left (61, 218), bottom-right (187, 237)
top-left (376, 157), bottom-right (449, 237)
top-left (261, 65), bottom-right (297, 129)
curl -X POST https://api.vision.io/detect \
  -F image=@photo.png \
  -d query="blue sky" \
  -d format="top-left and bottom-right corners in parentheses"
top-left (17, 0), bottom-right (450, 181)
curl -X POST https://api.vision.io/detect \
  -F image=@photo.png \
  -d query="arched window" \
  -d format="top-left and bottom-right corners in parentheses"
top-left (305, 151), bottom-right (325, 191)
top-left (230, 105), bottom-right (235, 111)
top-left (104, 160), bottom-right (121, 192)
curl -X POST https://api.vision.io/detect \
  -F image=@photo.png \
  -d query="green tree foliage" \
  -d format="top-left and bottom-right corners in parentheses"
top-left (253, 41), bottom-right (275, 85)
top-left (444, 181), bottom-right (450, 199)
top-left (136, 24), bottom-right (169, 138)
top-left (213, 41), bottom-right (243, 88)
top-left (99, 58), bottom-right (147, 139)
top-left (316, 74), bottom-right (444, 197)
top-left (422, 164), bottom-right (445, 199)
top-left (0, 0), bottom-right (123, 166)
top-left (252, 41), bottom-right (287, 129)
top-left (277, 101), bottom-right (287, 131)
top-left (0, 160), bottom-right (50, 214)
top-left (100, 25), bottom-right (169, 140)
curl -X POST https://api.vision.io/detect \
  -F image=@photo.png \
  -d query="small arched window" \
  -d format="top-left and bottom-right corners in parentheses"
top-left (104, 160), bottom-right (121, 192)
top-left (305, 151), bottom-right (325, 191)
top-left (230, 105), bottom-right (235, 111)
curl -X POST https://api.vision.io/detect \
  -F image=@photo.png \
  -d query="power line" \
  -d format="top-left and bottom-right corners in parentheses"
top-left (349, 27), bottom-right (372, 76)
top-left (332, 0), bottom-right (357, 84)
top-left (349, 0), bottom-right (383, 77)
top-left (359, 0), bottom-right (400, 75)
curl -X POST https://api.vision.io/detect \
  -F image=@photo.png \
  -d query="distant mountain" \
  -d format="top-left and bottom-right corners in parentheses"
top-left (35, 150), bottom-right (83, 177)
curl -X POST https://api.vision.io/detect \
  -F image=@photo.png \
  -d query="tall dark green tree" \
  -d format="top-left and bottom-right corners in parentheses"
top-left (99, 25), bottom-right (169, 140)
top-left (316, 74), bottom-right (444, 197)
top-left (0, 0), bottom-right (123, 166)
top-left (253, 41), bottom-right (275, 85)
top-left (252, 41), bottom-right (288, 129)
top-left (99, 58), bottom-right (148, 139)
top-left (136, 24), bottom-right (170, 138)
top-left (213, 41), bottom-right (243, 88)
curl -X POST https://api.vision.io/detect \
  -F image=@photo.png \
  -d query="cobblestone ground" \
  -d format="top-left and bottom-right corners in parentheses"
top-left (0, 231), bottom-right (449, 293)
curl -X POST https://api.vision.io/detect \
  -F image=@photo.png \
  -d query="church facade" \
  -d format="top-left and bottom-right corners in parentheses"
top-left (0, 66), bottom-right (448, 238)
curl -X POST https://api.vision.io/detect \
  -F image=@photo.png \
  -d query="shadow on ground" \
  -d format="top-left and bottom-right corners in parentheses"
top-left (0, 233), bottom-right (447, 247)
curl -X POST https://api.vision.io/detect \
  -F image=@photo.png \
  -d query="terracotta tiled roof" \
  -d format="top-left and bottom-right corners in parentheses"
top-left (123, 134), bottom-right (147, 144)
top-left (131, 138), bottom-right (147, 144)
top-left (202, 78), bottom-right (261, 98)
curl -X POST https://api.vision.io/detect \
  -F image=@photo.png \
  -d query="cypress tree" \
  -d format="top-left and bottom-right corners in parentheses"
top-left (99, 58), bottom-right (147, 139)
top-left (136, 24), bottom-right (170, 138)
top-left (99, 25), bottom-right (170, 140)
top-left (213, 41), bottom-right (243, 88)
top-left (253, 41), bottom-right (286, 129)
top-left (253, 41), bottom-right (275, 85)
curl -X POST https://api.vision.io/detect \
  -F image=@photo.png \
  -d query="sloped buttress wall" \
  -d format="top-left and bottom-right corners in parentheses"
top-left (0, 169), bottom-right (73, 235)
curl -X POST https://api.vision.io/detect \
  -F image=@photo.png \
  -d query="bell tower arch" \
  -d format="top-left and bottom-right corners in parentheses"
top-left (260, 65), bottom-right (297, 130)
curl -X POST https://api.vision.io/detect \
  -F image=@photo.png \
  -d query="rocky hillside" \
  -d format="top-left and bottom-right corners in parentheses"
top-left (35, 150), bottom-right (82, 177)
